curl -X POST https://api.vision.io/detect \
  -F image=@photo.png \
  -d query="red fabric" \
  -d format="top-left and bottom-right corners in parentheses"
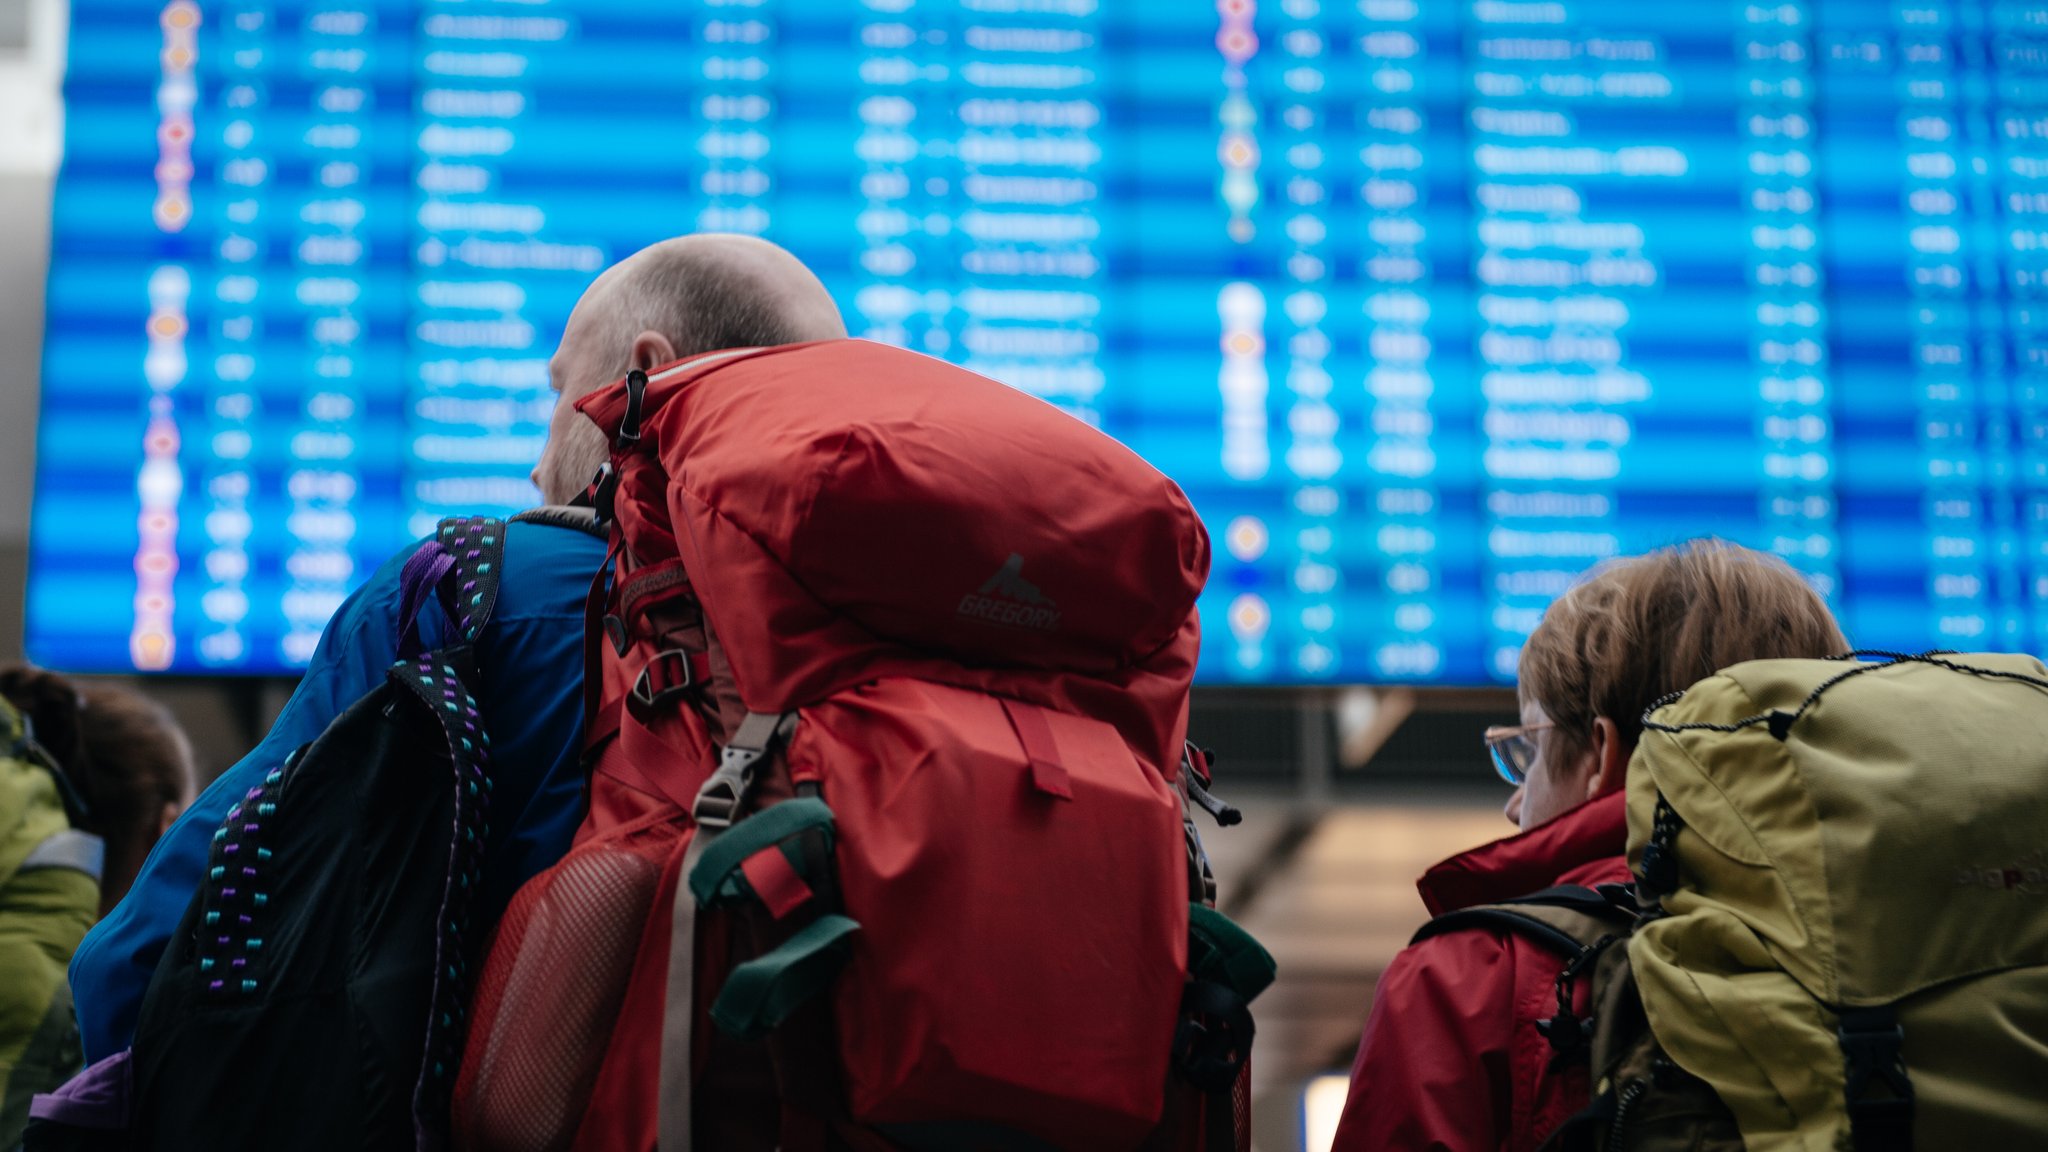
top-left (803, 680), bottom-right (1185, 1145)
top-left (1000, 696), bottom-right (1074, 799)
top-left (739, 845), bottom-right (812, 921)
top-left (502, 341), bottom-right (1218, 1147)
top-left (1332, 791), bottom-right (1629, 1152)
top-left (576, 339), bottom-right (1208, 779)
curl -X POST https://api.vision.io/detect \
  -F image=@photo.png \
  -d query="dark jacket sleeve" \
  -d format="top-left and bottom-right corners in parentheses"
top-left (1332, 928), bottom-right (1517, 1152)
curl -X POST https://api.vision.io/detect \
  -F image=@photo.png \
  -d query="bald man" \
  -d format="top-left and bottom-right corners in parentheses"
top-left (536, 233), bottom-right (847, 504)
top-left (68, 235), bottom-right (847, 1062)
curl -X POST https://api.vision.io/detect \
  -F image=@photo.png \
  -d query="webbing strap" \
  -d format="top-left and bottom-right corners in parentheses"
top-left (508, 503), bottom-right (606, 539)
top-left (740, 845), bottom-right (813, 920)
top-left (657, 710), bottom-right (792, 1152)
top-left (708, 914), bottom-right (860, 1042)
top-left (19, 829), bottom-right (104, 880)
top-left (687, 797), bottom-right (834, 907)
top-left (998, 698), bottom-right (1072, 799)
top-left (660, 829), bottom-right (712, 1152)
top-left (396, 543), bottom-right (456, 660)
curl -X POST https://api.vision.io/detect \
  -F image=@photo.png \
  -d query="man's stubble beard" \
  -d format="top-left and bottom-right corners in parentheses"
top-left (537, 412), bottom-right (611, 507)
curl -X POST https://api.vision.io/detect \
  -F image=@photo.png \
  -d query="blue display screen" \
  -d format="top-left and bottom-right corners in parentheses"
top-left (29, 0), bottom-right (2045, 681)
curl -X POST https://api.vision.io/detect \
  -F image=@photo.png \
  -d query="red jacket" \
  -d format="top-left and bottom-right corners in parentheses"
top-left (1332, 791), bottom-right (1630, 1152)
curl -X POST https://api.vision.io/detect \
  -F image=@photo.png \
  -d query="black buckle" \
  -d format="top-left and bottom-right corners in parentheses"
top-left (1636, 794), bottom-right (1683, 900)
top-left (618, 368), bottom-right (648, 445)
top-left (628, 648), bottom-right (698, 717)
top-left (1180, 743), bottom-right (1240, 825)
top-left (1840, 1011), bottom-right (1911, 1099)
top-left (589, 461), bottom-right (619, 525)
top-left (603, 614), bottom-right (629, 656)
top-left (1172, 979), bottom-right (1255, 1094)
top-left (1839, 1007), bottom-right (1914, 1151)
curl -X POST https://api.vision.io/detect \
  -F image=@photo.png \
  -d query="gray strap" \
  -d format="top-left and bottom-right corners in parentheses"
top-left (20, 830), bottom-right (104, 881)
top-left (509, 504), bottom-right (607, 540)
top-left (657, 710), bottom-right (792, 1152)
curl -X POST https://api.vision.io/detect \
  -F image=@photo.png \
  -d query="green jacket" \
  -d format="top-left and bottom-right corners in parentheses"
top-left (0, 697), bottom-right (97, 1146)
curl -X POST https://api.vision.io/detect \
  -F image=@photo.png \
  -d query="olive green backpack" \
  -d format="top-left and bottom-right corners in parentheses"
top-left (1423, 651), bottom-right (2048, 1151)
top-left (0, 694), bottom-right (99, 1146)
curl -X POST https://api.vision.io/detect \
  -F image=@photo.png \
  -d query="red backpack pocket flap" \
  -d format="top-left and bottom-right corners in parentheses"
top-left (798, 680), bottom-right (1188, 1147)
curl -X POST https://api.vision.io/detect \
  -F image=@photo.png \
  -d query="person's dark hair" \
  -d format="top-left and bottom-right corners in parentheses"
top-left (0, 665), bottom-right (195, 910)
top-left (619, 243), bottom-right (841, 357)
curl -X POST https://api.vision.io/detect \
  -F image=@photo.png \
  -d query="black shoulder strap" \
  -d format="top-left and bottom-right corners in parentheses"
top-left (432, 516), bottom-right (508, 645)
top-left (1411, 884), bottom-right (1635, 959)
top-left (510, 504), bottom-right (608, 540)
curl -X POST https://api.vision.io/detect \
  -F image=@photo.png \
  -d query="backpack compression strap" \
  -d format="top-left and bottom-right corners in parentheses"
top-left (1409, 885), bottom-right (1631, 956)
top-left (1411, 885), bottom-right (1637, 1069)
top-left (659, 710), bottom-right (796, 1152)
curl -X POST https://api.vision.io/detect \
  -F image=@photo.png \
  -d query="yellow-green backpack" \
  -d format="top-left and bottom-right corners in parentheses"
top-left (0, 694), bottom-right (99, 1146)
top-left (1440, 651), bottom-right (2048, 1151)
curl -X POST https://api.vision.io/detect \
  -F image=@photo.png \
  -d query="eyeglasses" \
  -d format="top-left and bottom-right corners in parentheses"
top-left (1484, 722), bottom-right (1554, 787)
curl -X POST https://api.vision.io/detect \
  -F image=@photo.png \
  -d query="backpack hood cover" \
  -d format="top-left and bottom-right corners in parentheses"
top-left (1628, 653), bottom-right (2048, 1150)
top-left (578, 339), bottom-right (1209, 769)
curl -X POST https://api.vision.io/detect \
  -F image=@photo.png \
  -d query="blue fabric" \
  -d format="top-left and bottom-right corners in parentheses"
top-left (69, 518), bottom-right (605, 1063)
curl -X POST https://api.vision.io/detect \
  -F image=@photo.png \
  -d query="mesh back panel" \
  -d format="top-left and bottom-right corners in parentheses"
top-left (454, 845), bottom-right (662, 1152)
top-left (1231, 1061), bottom-right (1250, 1152)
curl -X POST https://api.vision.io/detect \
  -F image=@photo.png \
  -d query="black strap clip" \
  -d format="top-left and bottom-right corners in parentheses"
top-left (618, 368), bottom-right (648, 446)
top-left (589, 461), bottom-right (620, 526)
top-left (1839, 1006), bottom-right (1914, 1151)
top-left (1538, 931), bottom-right (1621, 1068)
top-left (1636, 794), bottom-right (1684, 902)
top-left (1182, 745), bottom-right (1241, 826)
top-left (1172, 979), bottom-right (1255, 1094)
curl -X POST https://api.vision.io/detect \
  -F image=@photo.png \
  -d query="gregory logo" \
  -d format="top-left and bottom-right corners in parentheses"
top-left (958, 554), bottom-right (1061, 631)
top-left (1957, 850), bottom-right (2048, 894)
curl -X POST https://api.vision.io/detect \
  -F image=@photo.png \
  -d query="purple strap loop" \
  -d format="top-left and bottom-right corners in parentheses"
top-left (397, 542), bottom-right (457, 659)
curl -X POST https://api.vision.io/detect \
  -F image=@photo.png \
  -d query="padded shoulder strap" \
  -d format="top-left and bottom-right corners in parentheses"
top-left (510, 504), bottom-right (608, 539)
top-left (1411, 885), bottom-right (1633, 959)
top-left (434, 516), bottom-right (509, 644)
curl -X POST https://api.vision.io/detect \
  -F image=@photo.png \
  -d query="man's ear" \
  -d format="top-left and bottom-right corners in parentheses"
top-left (1586, 715), bottom-right (1630, 801)
top-left (629, 330), bottom-right (677, 373)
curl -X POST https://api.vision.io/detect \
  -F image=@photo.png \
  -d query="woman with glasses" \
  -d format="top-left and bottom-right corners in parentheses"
top-left (1331, 540), bottom-right (1847, 1152)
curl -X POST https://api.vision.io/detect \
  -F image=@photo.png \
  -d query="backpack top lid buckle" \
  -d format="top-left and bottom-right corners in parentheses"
top-left (693, 712), bottom-right (794, 830)
top-left (1838, 1006), bottom-right (1914, 1150)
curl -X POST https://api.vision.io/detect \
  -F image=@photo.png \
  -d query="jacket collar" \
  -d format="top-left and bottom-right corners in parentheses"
top-left (1415, 790), bottom-right (1628, 917)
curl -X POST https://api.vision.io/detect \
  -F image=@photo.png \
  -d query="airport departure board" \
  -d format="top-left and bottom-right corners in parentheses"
top-left (31, 0), bottom-right (2048, 682)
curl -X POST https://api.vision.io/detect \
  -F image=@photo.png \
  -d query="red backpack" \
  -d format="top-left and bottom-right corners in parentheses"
top-left (451, 340), bottom-right (1269, 1151)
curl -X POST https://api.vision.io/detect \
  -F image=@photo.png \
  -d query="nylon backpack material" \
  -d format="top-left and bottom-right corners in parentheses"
top-left (454, 339), bottom-right (1270, 1151)
top-left (1428, 651), bottom-right (2048, 1152)
top-left (1620, 650), bottom-right (2048, 1151)
top-left (125, 517), bottom-right (510, 1152)
top-left (0, 696), bottom-right (99, 1147)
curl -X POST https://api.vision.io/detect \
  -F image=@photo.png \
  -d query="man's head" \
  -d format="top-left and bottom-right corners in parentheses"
top-left (532, 233), bottom-right (848, 504)
top-left (1502, 539), bottom-right (1848, 831)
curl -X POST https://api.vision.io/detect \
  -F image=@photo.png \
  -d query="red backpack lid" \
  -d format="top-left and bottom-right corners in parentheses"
top-left (578, 340), bottom-right (1210, 715)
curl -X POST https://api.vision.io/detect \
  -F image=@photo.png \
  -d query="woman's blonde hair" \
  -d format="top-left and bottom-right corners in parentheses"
top-left (1518, 539), bottom-right (1849, 764)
